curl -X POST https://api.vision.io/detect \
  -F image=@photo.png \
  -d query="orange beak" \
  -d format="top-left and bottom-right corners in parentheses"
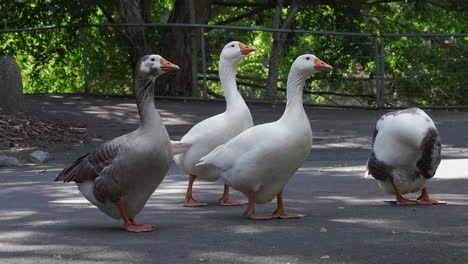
top-left (160, 58), bottom-right (180, 72)
top-left (238, 42), bottom-right (257, 55)
top-left (314, 58), bottom-right (333, 71)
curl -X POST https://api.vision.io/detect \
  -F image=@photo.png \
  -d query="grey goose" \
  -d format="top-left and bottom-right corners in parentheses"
top-left (55, 55), bottom-right (180, 232)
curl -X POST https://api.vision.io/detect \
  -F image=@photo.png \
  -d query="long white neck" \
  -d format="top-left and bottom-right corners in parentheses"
top-left (134, 74), bottom-right (162, 129)
top-left (219, 58), bottom-right (247, 112)
top-left (280, 69), bottom-right (309, 120)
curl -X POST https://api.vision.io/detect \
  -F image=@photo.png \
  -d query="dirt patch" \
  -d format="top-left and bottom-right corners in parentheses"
top-left (0, 111), bottom-right (90, 150)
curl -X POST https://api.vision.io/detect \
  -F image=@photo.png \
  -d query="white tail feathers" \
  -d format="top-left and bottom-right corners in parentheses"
top-left (364, 169), bottom-right (375, 180)
top-left (171, 141), bottom-right (191, 155)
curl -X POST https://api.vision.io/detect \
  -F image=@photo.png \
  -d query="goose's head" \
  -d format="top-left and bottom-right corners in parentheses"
top-left (292, 54), bottom-right (332, 75)
top-left (137, 54), bottom-right (180, 79)
top-left (220, 41), bottom-right (257, 64)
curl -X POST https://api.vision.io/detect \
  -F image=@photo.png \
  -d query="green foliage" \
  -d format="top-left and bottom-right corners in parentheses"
top-left (0, 0), bottom-right (466, 105)
top-left (1, 28), bottom-right (85, 93)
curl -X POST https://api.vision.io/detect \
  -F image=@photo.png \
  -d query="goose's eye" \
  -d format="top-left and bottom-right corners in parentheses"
top-left (151, 58), bottom-right (155, 62)
top-left (231, 44), bottom-right (235, 47)
top-left (306, 57), bottom-right (310, 60)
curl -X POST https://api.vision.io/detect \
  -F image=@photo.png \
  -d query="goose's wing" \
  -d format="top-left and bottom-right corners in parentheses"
top-left (197, 136), bottom-right (244, 172)
top-left (55, 141), bottom-right (119, 183)
top-left (365, 121), bottom-right (391, 181)
top-left (197, 122), bottom-right (280, 174)
top-left (55, 140), bottom-right (123, 203)
top-left (366, 150), bottom-right (392, 181)
top-left (416, 127), bottom-right (441, 179)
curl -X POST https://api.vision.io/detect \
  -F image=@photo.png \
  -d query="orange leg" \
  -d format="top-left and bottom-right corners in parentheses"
top-left (219, 185), bottom-right (247, 206)
top-left (243, 192), bottom-right (274, 220)
top-left (416, 187), bottom-right (447, 205)
top-left (184, 174), bottom-right (207, 207)
top-left (272, 192), bottom-right (305, 219)
top-left (391, 179), bottom-right (417, 205)
top-left (129, 218), bottom-right (154, 229)
top-left (117, 202), bottom-right (154, 232)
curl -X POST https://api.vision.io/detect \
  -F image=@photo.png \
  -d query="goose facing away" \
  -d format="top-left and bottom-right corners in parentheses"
top-left (55, 55), bottom-right (180, 232)
top-left (197, 54), bottom-right (332, 219)
top-left (366, 108), bottom-right (446, 205)
top-left (173, 41), bottom-right (256, 207)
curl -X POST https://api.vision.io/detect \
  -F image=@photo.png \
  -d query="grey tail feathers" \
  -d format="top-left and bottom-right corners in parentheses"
top-left (54, 153), bottom-right (89, 182)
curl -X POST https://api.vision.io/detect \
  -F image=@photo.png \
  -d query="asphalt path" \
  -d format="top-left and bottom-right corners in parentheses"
top-left (1, 95), bottom-right (467, 264)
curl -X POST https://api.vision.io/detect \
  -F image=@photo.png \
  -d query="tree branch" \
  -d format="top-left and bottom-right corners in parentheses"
top-left (199, 76), bottom-right (376, 99)
top-left (426, 0), bottom-right (465, 12)
top-left (204, 70), bottom-right (376, 83)
top-left (319, 94), bottom-right (341, 105)
top-left (362, 13), bottom-right (418, 32)
top-left (97, 4), bottom-right (135, 45)
top-left (212, 1), bottom-right (274, 8)
top-left (216, 6), bottom-right (269, 25)
top-left (363, 0), bottom-right (408, 5)
top-left (281, 0), bottom-right (299, 30)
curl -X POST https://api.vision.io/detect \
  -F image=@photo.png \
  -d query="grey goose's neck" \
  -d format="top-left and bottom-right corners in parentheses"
top-left (134, 74), bottom-right (161, 128)
top-left (219, 59), bottom-right (247, 113)
top-left (280, 70), bottom-right (309, 120)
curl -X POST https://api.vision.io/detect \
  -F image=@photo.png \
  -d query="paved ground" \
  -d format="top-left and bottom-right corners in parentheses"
top-left (1, 95), bottom-right (468, 264)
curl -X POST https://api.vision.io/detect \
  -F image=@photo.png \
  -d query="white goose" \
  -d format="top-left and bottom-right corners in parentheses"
top-left (173, 41), bottom-right (257, 207)
top-left (55, 55), bottom-right (180, 232)
top-left (197, 54), bottom-right (332, 219)
top-left (366, 108), bottom-right (446, 205)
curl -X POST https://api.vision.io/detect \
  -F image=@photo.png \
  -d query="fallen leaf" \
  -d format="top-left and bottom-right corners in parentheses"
top-left (200, 257), bottom-right (209, 262)
top-left (68, 127), bottom-right (87, 134)
top-left (411, 208), bottom-right (417, 212)
top-left (37, 170), bottom-right (47, 174)
top-left (54, 255), bottom-right (62, 260)
top-left (320, 227), bottom-right (327, 232)
top-left (389, 230), bottom-right (397, 234)
top-left (320, 255), bottom-right (330, 259)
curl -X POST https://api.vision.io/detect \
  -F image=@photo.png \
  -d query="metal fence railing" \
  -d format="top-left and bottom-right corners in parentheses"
top-left (1, 23), bottom-right (467, 109)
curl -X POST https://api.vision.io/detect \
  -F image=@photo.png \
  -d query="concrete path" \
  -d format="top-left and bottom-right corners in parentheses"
top-left (1, 95), bottom-right (467, 264)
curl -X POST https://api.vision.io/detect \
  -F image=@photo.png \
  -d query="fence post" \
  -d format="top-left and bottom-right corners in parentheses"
top-left (81, 24), bottom-right (89, 94)
top-left (379, 35), bottom-right (385, 108)
top-left (200, 28), bottom-right (208, 99)
top-left (374, 36), bottom-right (382, 108)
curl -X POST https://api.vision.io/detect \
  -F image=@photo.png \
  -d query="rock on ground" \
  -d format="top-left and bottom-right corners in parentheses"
top-left (0, 155), bottom-right (21, 167)
top-left (0, 55), bottom-right (25, 112)
top-left (0, 147), bottom-right (38, 163)
top-left (29, 150), bottom-right (53, 164)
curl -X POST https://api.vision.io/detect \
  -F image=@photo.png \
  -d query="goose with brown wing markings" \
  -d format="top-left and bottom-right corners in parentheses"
top-left (366, 108), bottom-right (446, 205)
top-left (55, 55), bottom-right (180, 232)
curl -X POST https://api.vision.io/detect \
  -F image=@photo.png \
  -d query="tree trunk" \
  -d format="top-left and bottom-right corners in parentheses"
top-left (266, 0), bottom-right (284, 101)
top-left (266, 0), bottom-right (299, 101)
top-left (158, 0), bottom-right (214, 97)
top-left (117, 0), bottom-right (154, 69)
